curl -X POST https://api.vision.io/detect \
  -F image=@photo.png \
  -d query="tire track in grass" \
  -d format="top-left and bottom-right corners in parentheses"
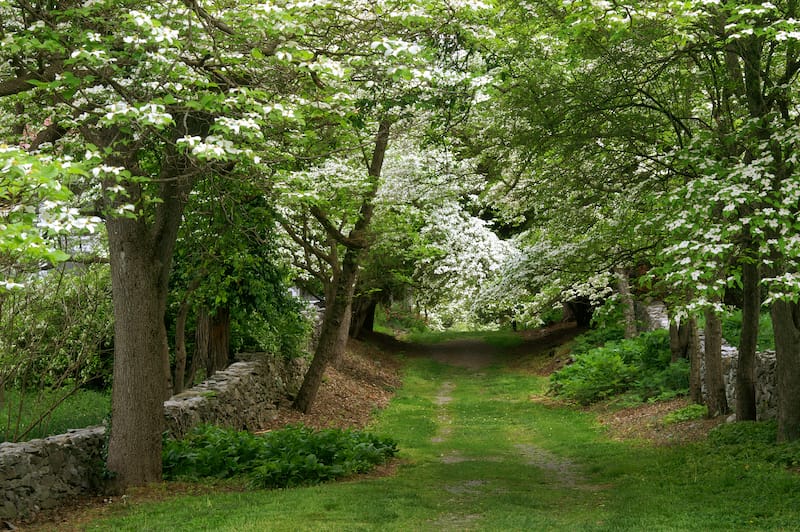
top-left (419, 344), bottom-right (609, 530)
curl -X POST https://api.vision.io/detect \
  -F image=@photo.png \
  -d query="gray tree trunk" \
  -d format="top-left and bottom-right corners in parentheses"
top-left (615, 266), bottom-right (637, 339)
top-left (704, 308), bottom-right (729, 417)
top-left (292, 120), bottom-right (391, 413)
top-left (688, 317), bottom-right (703, 404)
top-left (736, 260), bottom-right (759, 421)
top-left (771, 299), bottom-right (800, 441)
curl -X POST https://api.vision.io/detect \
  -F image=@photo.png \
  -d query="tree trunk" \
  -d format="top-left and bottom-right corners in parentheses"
top-left (172, 275), bottom-right (204, 394)
top-left (194, 309), bottom-right (210, 382)
top-left (615, 266), bottom-right (637, 339)
top-left (771, 299), bottom-right (800, 442)
top-left (736, 260), bottom-right (759, 421)
top-left (349, 296), bottom-right (377, 339)
top-left (173, 299), bottom-right (190, 395)
top-left (292, 119), bottom-right (391, 414)
top-left (688, 317), bottom-right (703, 404)
top-left (669, 319), bottom-right (691, 363)
top-left (704, 308), bottom-right (729, 417)
top-left (293, 263), bottom-right (357, 413)
top-left (105, 216), bottom-right (176, 489)
top-left (207, 306), bottom-right (231, 377)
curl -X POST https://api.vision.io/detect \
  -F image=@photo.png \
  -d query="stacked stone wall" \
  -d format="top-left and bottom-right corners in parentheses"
top-left (0, 427), bottom-right (106, 520)
top-left (642, 302), bottom-right (777, 421)
top-left (163, 356), bottom-right (307, 439)
top-left (1, 354), bottom-right (308, 521)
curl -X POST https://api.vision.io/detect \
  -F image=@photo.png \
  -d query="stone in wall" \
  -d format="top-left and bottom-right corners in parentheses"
top-left (722, 350), bottom-right (777, 421)
top-left (0, 426), bottom-right (105, 520)
top-left (164, 355), bottom-right (307, 439)
top-left (643, 301), bottom-right (778, 421)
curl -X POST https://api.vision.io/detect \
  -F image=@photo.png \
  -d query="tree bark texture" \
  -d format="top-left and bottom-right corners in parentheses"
top-left (293, 257), bottom-right (357, 413)
top-left (703, 308), bottom-right (729, 417)
top-left (615, 266), bottom-right (637, 339)
top-left (771, 299), bottom-right (800, 442)
top-left (173, 300), bottom-right (190, 395)
top-left (103, 139), bottom-right (195, 488)
top-left (669, 319), bottom-right (691, 363)
top-left (106, 216), bottom-right (178, 488)
top-left (736, 260), bottom-right (759, 421)
top-left (688, 317), bottom-right (703, 404)
top-left (206, 306), bottom-right (231, 377)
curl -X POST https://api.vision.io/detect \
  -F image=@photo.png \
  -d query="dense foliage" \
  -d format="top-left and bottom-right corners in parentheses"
top-left (163, 424), bottom-right (398, 489)
top-left (550, 330), bottom-right (689, 405)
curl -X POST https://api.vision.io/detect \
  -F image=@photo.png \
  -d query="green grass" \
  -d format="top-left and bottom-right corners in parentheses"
top-left (1, 387), bottom-right (110, 442)
top-left (402, 329), bottom-right (524, 349)
top-left (84, 349), bottom-right (800, 531)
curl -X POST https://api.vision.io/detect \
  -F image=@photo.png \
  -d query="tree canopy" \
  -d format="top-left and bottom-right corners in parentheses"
top-left (3, 0), bottom-right (800, 487)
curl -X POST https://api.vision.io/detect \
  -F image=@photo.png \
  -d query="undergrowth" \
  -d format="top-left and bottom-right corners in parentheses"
top-left (162, 424), bottom-right (398, 489)
top-left (662, 404), bottom-right (707, 425)
top-left (549, 329), bottom-right (689, 405)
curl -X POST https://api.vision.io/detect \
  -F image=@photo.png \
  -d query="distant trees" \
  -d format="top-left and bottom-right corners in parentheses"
top-left (469, 0), bottom-right (800, 439)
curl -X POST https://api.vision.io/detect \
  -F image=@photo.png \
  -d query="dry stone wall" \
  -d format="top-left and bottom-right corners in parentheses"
top-left (164, 356), bottom-right (307, 439)
top-left (1, 354), bottom-right (308, 521)
top-left (643, 302), bottom-right (777, 421)
top-left (0, 426), bottom-right (106, 520)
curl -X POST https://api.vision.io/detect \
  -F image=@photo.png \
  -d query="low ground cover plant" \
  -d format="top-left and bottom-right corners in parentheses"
top-left (549, 329), bottom-right (689, 405)
top-left (163, 424), bottom-right (398, 489)
top-left (662, 404), bottom-right (707, 425)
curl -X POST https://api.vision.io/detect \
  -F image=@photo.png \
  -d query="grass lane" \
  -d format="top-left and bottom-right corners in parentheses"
top-left (85, 350), bottom-right (800, 531)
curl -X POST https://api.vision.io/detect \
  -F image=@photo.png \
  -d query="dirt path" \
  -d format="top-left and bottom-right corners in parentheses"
top-left (401, 321), bottom-right (583, 370)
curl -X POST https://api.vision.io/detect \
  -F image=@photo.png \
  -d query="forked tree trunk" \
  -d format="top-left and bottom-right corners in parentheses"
top-left (771, 299), bottom-right (800, 442)
top-left (704, 308), bottom-right (729, 417)
top-left (292, 120), bottom-right (391, 414)
top-left (293, 264), bottom-right (357, 413)
top-left (669, 319), bottom-right (691, 363)
top-left (173, 275), bottom-right (204, 394)
top-left (736, 260), bottom-right (759, 421)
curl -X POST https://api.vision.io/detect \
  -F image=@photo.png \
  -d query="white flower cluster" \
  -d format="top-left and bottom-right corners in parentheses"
top-left (37, 201), bottom-right (102, 235)
top-left (101, 101), bottom-right (174, 128)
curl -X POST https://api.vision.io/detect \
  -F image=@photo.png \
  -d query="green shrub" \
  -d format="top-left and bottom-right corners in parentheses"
top-left (0, 265), bottom-right (114, 390)
top-left (549, 350), bottom-right (636, 405)
top-left (633, 359), bottom-right (690, 401)
top-left (721, 310), bottom-right (774, 351)
top-left (550, 329), bottom-right (687, 405)
top-left (569, 325), bottom-right (626, 357)
top-left (163, 424), bottom-right (399, 489)
top-left (639, 329), bottom-right (672, 371)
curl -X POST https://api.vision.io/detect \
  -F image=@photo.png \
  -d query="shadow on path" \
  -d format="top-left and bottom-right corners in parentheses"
top-left (362, 321), bottom-right (585, 370)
